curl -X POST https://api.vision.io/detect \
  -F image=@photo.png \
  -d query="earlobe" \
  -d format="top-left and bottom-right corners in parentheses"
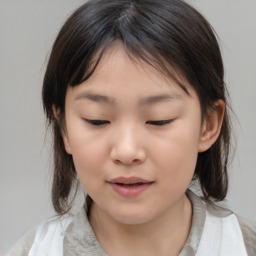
top-left (62, 135), bottom-right (72, 155)
top-left (52, 105), bottom-right (72, 155)
top-left (52, 105), bottom-right (60, 120)
top-left (198, 100), bottom-right (225, 152)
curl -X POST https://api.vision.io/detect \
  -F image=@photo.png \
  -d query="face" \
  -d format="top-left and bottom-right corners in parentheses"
top-left (63, 46), bottom-right (205, 225)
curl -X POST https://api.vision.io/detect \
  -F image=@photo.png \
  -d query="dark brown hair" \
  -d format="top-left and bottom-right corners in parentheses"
top-left (42, 0), bottom-right (231, 215)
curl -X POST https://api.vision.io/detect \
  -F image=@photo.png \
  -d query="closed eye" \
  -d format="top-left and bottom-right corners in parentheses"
top-left (84, 119), bottom-right (110, 126)
top-left (84, 119), bottom-right (173, 126)
top-left (146, 119), bottom-right (174, 126)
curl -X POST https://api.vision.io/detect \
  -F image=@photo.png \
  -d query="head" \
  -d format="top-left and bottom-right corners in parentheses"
top-left (43, 0), bottom-right (231, 216)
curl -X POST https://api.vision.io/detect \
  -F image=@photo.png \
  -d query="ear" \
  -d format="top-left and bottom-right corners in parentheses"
top-left (198, 99), bottom-right (225, 152)
top-left (52, 105), bottom-right (72, 155)
top-left (52, 104), bottom-right (60, 120)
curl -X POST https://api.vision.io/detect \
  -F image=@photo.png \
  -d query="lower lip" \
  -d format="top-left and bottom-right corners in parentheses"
top-left (108, 182), bottom-right (153, 197)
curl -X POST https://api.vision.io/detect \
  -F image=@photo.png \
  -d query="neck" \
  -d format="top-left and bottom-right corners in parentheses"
top-left (89, 194), bottom-right (192, 256)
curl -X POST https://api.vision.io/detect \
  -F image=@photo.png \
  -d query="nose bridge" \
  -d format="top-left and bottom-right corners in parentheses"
top-left (110, 121), bottom-right (146, 165)
top-left (115, 122), bottom-right (140, 153)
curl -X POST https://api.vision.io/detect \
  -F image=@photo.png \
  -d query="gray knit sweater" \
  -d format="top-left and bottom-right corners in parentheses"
top-left (8, 191), bottom-right (256, 256)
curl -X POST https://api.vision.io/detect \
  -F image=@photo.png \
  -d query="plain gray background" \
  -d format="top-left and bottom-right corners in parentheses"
top-left (1, 0), bottom-right (256, 254)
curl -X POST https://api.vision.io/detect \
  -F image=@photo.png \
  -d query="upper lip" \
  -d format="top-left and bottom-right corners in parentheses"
top-left (108, 177), bottom-right (153, 184)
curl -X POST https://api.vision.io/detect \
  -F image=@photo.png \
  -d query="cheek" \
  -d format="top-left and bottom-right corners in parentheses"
top-left (152, 123), bottom-right (201, 187)
top-left (71, 143), bottom-right (106, 195)
top-left (66, 125), bottom-right (108, 185)
top-left (71, 142), bottom-right (104, 170)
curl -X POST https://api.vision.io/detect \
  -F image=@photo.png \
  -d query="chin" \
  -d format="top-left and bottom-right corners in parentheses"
top-left (115, 216), bottom-right (152, 226)
top-left (108, 208), bottom-right (155, 226)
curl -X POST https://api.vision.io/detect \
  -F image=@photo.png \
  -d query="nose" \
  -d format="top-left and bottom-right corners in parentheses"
top-left (110, 124), bottom-right (146, 166)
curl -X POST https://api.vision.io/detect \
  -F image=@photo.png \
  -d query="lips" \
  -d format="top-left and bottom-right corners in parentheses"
top-left (108, 177), bottom-right (153, 197)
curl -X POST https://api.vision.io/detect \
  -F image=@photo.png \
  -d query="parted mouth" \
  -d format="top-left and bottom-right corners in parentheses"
top-left (108, 177), bottom-right (154, 197)
top-left (108, 176), bottom-right (153, 185)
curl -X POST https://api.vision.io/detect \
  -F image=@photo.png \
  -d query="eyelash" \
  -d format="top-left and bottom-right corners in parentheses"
top-left (84, 119), bottom-right (110, 126)
top-left (146, 120), bottom-right (173, 126)
top-left (84, 119), bottom-right (173, 126)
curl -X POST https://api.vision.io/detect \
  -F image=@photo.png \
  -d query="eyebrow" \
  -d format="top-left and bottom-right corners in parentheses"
top-left (75, 92), bottom-right (184, 105)
top-left (138, 93), bottom-right (184, 105)
top-left (75, 92), bottom-right (116, 105)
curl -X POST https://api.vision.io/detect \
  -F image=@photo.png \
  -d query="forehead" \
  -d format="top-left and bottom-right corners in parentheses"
top-left (67, 44), bottom-right (197, 101)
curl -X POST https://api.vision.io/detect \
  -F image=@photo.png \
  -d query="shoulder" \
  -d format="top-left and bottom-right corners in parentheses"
top-left (205, 201), bottom-right (256, 256)
top-left (7, 227), bottom-right (38, 256)
top-left (236, 215), bottom-right (256, 256)
top-left (7, 197), bottom-right (106, 256)
top-left (7, 215), bottom-right (73, 256)
top-left (186, 190), bottom-right (256, 256)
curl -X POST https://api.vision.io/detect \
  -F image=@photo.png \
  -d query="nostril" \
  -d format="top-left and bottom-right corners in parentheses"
top-left (110, 145), bottom-right (146, 165)
top-left (114, 158), bottom-right (142, 166)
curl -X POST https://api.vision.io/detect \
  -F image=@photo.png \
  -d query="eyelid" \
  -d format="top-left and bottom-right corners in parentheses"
top-left (84, 119), bottom-right (110, 126)
top-left (83, 118), bottom-right (174, 126)
top-left (146, 119), bottom-right (174, 126)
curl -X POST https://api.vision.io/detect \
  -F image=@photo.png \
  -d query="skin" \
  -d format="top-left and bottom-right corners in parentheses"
top-left (60, 45), bottom-right (225, 256)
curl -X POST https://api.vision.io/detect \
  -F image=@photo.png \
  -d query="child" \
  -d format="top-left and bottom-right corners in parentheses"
top-left (8, 0), bottom-right (256, 255)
